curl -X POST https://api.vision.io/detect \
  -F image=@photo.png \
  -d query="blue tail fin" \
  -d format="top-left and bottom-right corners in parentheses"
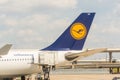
top-left (42, 13), bottom-right (95, 51)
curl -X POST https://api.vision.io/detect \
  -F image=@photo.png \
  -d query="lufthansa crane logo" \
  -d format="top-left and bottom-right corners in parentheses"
top-left (70, 23), bottom-right (87, 40)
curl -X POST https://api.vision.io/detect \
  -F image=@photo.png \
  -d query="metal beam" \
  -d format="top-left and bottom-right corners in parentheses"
top-left (109, 52), bottom-right (112, 63)
top-left (109, 52), bottom-right (112, 73)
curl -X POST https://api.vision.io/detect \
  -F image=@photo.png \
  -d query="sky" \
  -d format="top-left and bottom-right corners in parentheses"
top-left (0, 0), bottom-right (120, 53)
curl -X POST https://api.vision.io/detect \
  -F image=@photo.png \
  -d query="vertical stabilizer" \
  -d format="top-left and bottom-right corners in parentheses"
top-left (42, 13), bottom-right (95, 51)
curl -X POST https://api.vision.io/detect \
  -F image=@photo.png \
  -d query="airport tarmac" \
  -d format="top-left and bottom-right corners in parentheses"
top-left (49, 69), bottom-right (120, 80)
top-left (51, 68), bottom-right (109, 74)
top-left (28, 69), bottom-right (120, 80)
top-left (50, 74), bottom-right (120, 80)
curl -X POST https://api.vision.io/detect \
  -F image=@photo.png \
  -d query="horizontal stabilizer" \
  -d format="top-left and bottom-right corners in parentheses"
top-left (69, 48), bottom-right (107, 62)
top-left (56, 48), bottom-right (107, 67)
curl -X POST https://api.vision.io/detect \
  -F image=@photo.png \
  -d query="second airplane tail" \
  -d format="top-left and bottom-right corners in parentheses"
top-left (42, 13), bottom-right (95, 51)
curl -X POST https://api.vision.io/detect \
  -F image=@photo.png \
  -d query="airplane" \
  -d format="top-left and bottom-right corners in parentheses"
top-left (0, 12), bottom-right (108, 80)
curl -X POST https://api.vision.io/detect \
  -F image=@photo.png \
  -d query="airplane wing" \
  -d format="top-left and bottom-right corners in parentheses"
top-left (104, 49), bottom-right (120, 52)
top-left (56, 48), bottom-right (107, 67)
top-left (0, 44), bottom-right (12, 55)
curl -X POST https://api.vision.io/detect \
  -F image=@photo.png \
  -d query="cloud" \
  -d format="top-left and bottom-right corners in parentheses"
top-left (112, 2), bottom-right (120, 17)
top-left (44, 0), bottom-right (77, 8)
top-left (0, 10), bottom-right (71, 48)
top-left (0, 0), bottom-right (9, 4)
top-left (4, 18), bottom-right (18, 27)
top-left (0, 13), bottom-right (51, 27)
top-left (20, 14), bottom-right (51, 27)
top-left (2, 0), bottom-right (120, 49)
top-left (98, 2), bottom-right (120, 35)
top-left (0, 0), bottom-right (77, 13)
top-left (102, 25), bottom-right (120, 34)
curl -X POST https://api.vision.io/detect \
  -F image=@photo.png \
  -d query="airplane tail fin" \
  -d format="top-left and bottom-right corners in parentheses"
top-left (42, 13), bottom-right (95, 51)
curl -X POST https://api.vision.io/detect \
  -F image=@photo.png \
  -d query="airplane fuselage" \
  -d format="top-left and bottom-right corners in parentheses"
top-left (0, 49), bottom-right (84, 78)
top-left (0, 49), bottom-right (40, 78)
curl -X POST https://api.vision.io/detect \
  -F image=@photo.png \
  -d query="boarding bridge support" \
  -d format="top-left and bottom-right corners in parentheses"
top-left (39, 52), bottom-right (58, 80)
top-left (108, 52), bottom-right (119, 74)
top-left (109, 52), bottom-right (112, 63)
top-left (109, 52), bottom-right (112, 74)
top-left (33, 52), bottom-right (58, 80)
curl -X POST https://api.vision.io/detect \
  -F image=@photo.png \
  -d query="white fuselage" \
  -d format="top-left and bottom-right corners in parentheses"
top-left (0, 49), bottom-right (83, 78)
top-left (0, 49), bottom-right (40, 78)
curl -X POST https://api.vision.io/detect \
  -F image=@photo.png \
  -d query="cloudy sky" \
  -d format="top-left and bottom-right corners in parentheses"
top-left (0, 0), bottom-right (120, 52)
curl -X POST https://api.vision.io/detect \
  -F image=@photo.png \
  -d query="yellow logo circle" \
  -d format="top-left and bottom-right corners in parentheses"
top-left (70, 23), bottom-right (87, 40)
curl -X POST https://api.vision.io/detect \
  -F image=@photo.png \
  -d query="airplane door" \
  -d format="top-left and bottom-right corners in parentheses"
top-left (33, 53), bottom-right (39, 64)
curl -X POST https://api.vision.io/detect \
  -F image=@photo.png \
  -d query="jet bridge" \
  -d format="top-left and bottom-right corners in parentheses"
top-left (67, 49), bottom-right (120, 74)
top-left (33, 51), bottom-right (58, 67)
top-left (33, 51), bottom-right (59, 80)
top-left (104, 49), bottom-right (120, 74)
